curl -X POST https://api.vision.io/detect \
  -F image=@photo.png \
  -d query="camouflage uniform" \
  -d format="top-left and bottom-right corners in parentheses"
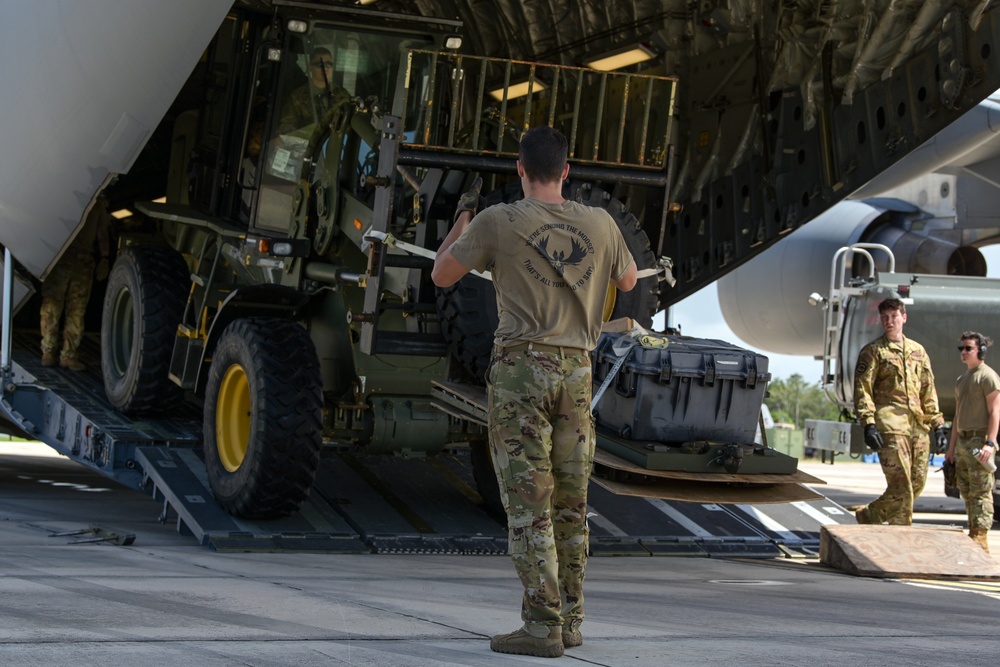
top-left (448, 183), bottom-right (634, 641)
top-left (487, 345), bottom-right (593, 632)
top-left (277, 83), bottom-right (349, 135)
top-left (954, 434), bottom-right (994, 531)
top-left (40, 202), bottom-right (110, 365)
top-left (953, 362), bottom-right (1000, 534)
top-left (854, 336), bottom-right (943, 524)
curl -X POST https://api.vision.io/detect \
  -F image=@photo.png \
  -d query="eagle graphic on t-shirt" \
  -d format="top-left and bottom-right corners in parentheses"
top-left (533, 235), bottom-right (588, 276)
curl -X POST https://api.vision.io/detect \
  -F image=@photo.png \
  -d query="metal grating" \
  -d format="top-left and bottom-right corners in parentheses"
top-left (399, 49), bottom-right (677, 169)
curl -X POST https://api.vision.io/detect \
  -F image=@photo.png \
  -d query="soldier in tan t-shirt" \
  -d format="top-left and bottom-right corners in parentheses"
top-left (432, 127), bottom-right (636, 658)
top-left (945, 331), bottom-right (1000, 552)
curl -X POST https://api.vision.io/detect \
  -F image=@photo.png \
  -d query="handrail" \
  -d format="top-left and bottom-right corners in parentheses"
top-left (399, 49), bottom-right (677, 170)
top-left (819, 243), bottom-right (895, 407)
top-left (2, 248), bottom-right (12, 376)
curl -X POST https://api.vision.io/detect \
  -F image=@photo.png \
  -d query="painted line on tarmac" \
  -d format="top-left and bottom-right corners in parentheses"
top-left (902, 579), bottom-right (1000, 601)
top-left (587, 511), bottom-right (628, 537)
top-left (791, 501), bottom-right (839, 525)
top-left (736, 504), bottom-right (798, 541)
top-left (644, 498), bottom-right (713, 537)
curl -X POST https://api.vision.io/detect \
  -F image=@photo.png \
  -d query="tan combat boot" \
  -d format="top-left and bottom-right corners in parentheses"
top-left (969, 527), bottom-right (990, 553)
top-left (854, 506), bottom-right (872, 524)
top-left (41, 351), bottom-right (57, 367)
top-left (59, 357), bottom-right (86, 372)
top-left (563, 625), bottom-right (583, 648)
top-left (490, 624), bottom-right (564, 658)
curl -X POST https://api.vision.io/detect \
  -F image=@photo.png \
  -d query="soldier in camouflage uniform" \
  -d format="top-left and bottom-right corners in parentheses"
top-left (945, 332), bottom-right (1000, 552)
top-left (276, 48), bottom-right (348, 135)
top-left (854, 298), bottom-right (946, 525)
top-left (433, 127), bottom-right (637, 658)
top-left (40, 197), bottom-right (111, 371)
top-left (272, 47), bottom-right (376, 176)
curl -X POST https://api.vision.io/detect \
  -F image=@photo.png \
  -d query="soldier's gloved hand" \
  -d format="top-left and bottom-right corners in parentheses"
top-left (934, 426), bottom-right (949, 453)
top-left (454, 176), bottom-right (483, 223)
top-left (95, 257), bottom-right (110, 281)
top-left (864, 424), bottom-right (883, 452)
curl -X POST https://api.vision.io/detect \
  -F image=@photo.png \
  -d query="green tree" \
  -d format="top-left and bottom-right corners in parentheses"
top-left (765, 374), bottom-right (840, 427)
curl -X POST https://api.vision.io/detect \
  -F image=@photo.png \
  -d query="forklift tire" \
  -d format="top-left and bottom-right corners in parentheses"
top-left (471, 443), bottom-right (506, 525)
top-left (203, 318), bottom-right (322, 519)
top-left (436, 277), bottom-right (497, 381)
top-left (436, 180), bottom-right (658, 381)
top-left (101, 245), bottom-right (189, 415)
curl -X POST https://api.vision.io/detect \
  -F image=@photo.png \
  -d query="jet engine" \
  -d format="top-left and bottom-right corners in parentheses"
top-left (718, 198), bottom-right (986, 359)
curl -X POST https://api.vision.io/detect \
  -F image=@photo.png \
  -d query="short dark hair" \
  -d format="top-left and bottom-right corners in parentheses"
top-left (878, 298), bottom-right (906, 315)
top-left (519, 127), bottom-right (568, 184)
top-left (961, 331), bottom-right (992, 359)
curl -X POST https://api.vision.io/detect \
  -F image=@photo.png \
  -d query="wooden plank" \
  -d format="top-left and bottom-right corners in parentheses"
top-left (592, 475), bottom-right (824, 504)
top-left (820, 525), bottom-right (1000, 579)
top-left (594, 449), bottom-right (826, 485)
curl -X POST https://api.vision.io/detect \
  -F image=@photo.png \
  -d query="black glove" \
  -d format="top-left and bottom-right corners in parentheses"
top-left (864, 424), bottom-right (883, 452)
top-left (933, 426), bottom-right (949, 454)
top-left (942, 459), bottom-right (958, 495)
top-left (454, 176), bottom-right (483, 222)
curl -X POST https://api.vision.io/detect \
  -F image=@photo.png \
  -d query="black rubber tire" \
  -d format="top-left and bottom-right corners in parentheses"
top-left (436, 180), bottom-right (658, 381)
top-left (202, 318), bottom-right (322, 519)
top-left (436, 277), bottom-right (498, 381)
top-left (101, 245), bottom-right (189, 415)
top-left (470, 443), bottom-right (506, 524)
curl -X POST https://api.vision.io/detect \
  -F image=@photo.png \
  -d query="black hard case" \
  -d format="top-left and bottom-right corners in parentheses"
top-left (591, 333), bottom-right (771, 444)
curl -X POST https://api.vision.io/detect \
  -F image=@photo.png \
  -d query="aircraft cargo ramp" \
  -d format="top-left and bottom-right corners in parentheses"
top-left (1, 332), bottom-right (853, 556)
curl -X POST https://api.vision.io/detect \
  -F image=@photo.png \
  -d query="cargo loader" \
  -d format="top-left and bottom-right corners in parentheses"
top-left (0, 1), bottom-right (846, 552)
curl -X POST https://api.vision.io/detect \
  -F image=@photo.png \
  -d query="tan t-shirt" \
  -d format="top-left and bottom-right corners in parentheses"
top-left (448, 197), bottom-right (634, 351)
top-left (955, 363), bottom-right (1000, 433)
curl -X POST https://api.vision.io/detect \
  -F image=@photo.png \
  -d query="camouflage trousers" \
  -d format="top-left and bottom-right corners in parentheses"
top-left (867, 430), bottom-right (930, 525)
top-left (487, 345), bottom-right (594, 632)
top-left (955, 435), bottom-right (995, 532)
top-left (40, 249), bottom-right (95, 361)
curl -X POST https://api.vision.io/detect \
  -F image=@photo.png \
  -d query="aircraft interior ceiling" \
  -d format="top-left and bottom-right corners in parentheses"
top-left (3, 0), bottom-right (1000, 306)
top-left (373, 0), bottom-right (1000, 304)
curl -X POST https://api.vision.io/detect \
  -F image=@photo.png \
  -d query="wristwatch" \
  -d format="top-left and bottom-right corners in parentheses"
top-left (985, 440), bottom-right (996, 448)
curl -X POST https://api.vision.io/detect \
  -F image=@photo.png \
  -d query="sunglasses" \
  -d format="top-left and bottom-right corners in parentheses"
top-left (311, 61), bottom-right (334, 69)
top-left (958, 345), bottom-right (977, 352)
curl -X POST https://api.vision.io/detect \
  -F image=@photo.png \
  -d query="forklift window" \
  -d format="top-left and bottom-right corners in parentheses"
top-left (254, 26), bottom-right (433, 234)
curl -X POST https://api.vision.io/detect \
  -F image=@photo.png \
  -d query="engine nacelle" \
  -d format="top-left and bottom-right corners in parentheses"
top-left (718, 198), bottom-right (985, 358)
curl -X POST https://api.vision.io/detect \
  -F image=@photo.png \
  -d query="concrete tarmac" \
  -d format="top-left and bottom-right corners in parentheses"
top-left (3, 441), bottom-right (1000, 666)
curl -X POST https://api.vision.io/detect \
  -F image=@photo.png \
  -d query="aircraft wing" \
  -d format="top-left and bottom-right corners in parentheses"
top-left (0, 0), bottom-right (231, 281)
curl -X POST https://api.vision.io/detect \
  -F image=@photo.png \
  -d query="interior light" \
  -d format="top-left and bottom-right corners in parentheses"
top-left (286, 20), bottom-right (307, 33)
top-left (111, 208), bottom-right (133, 220)
top-left (358, 0), bottom-right (379, 5)
top-left (445, 36), bottom-right (462, 50)
top-left (585, 45), bottom-right (655, 72)
top-left (489, 80), bottom-right (547, 101)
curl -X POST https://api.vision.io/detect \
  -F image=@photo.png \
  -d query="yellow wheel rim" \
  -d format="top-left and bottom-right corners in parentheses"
top-left (216, 364), bottom-right (251, 473)
top-left (602, 284), bottom-right (617, 322)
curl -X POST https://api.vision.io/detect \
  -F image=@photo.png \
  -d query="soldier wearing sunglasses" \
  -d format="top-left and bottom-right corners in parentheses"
top-left (945, 332), bottom-right (1000, 552)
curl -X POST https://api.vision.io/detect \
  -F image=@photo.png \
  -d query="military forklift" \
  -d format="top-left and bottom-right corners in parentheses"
top-left (0, 0), bottom-right (810, 532)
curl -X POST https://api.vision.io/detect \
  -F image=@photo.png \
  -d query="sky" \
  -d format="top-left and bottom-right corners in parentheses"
top-left (655, 245), bottom-right (1000, 383)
